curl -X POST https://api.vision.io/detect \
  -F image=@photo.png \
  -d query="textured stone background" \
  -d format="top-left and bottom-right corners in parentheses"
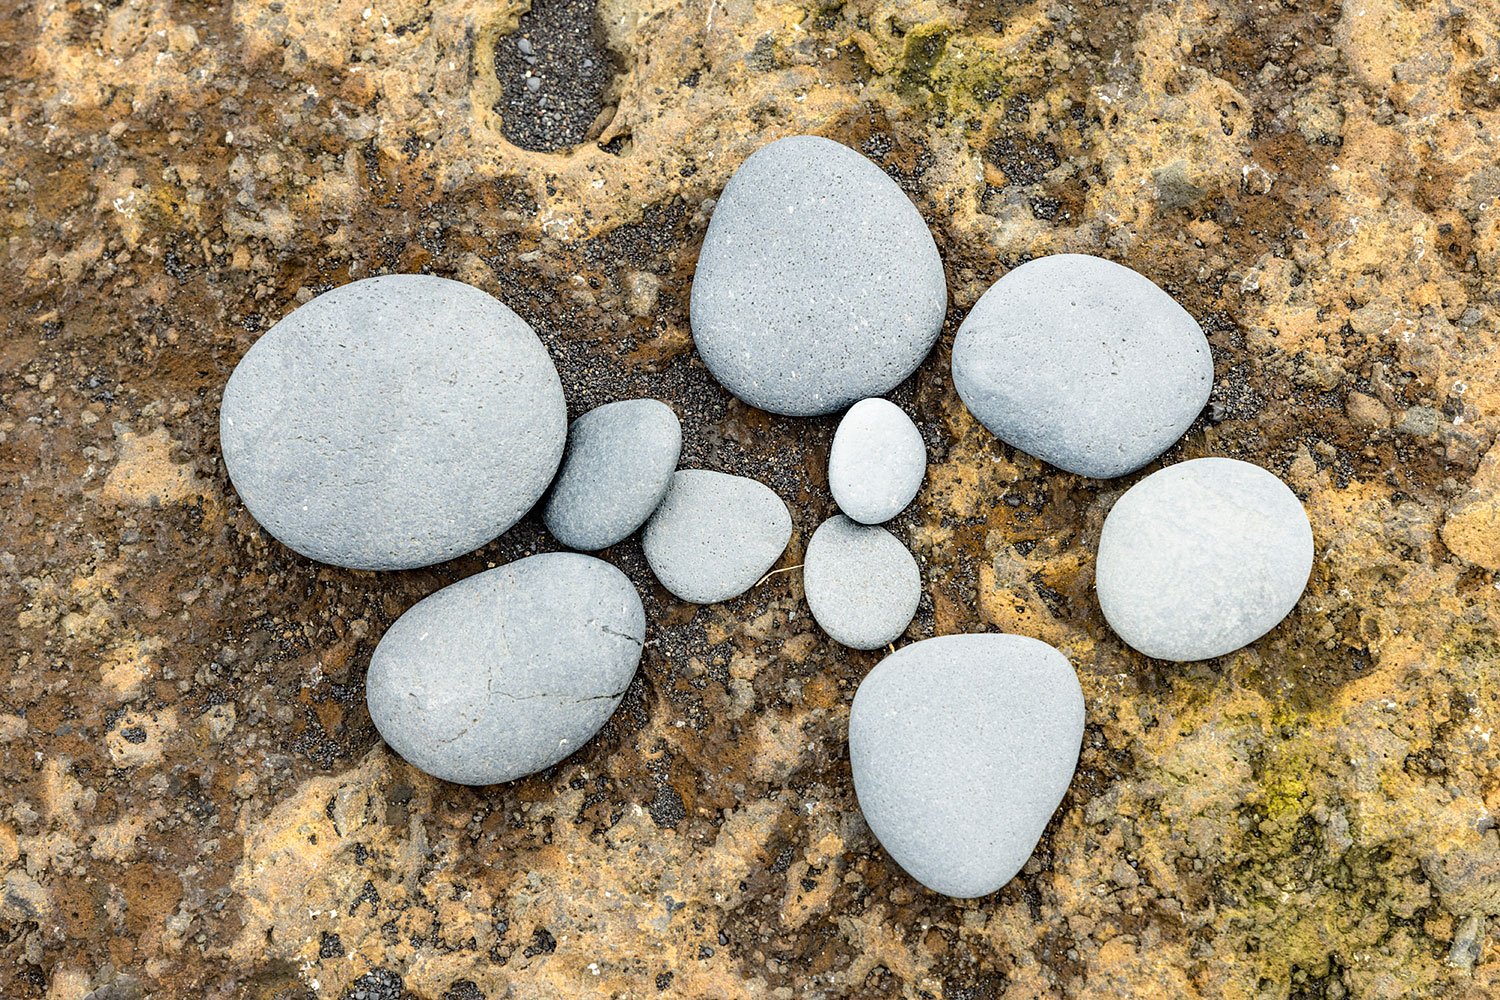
top-left (3, 0), bottom-right (1500, 996)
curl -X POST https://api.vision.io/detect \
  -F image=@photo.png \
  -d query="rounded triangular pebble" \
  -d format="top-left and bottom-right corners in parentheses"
top-left (803, 516), bottom-right (920, 649)
top-left (220, 274), bottom-right (566, 570)
top-left (849, 634), bottom-right (1085, 898)
top-left (690, 135), bottom-right (948, 416)
top-left (1095, 457), bottom-right (1314, 661)
top-left (828, 398), bottom-right (927, 524)
top-left (642, 470), bottom-right (792, 603)
top-left (543, 399), bottom-right (682, 551)
top-left (951, 254), bottom-right (1213, 478)
top-left (366, 553), bottom-right (644, 786)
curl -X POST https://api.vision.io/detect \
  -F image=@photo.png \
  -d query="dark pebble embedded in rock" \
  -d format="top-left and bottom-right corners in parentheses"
top-left (642, 470), bottom-right (792, 603)
top-left (219, 274), bottom-right (566, 570)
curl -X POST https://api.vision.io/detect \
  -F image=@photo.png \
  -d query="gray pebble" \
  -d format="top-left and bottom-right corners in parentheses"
top-left (366, 553), bottom-right (644, 786)
top-left (803, 516), bottom-right (920, 649)
top-left (220, 274), bottom-right (565, 570)
top-left (543, 399), bottom-right (682, 551)
top-left (849, 634), bottom-right (1085, 898)
top-left (690, 135), bottom-right (947, 416)
top-left (828, 398), bottom-right (926, 524)
top-left (952, 253), bottom-right (1213, 478)
top-left (1095, 457), bottom-right (1314, 661)
top-left (517, 37), bottom-right (534, 55)
top-left (526, 75), bottom-right (541, 93)
top-left (642, 470), bottom-right (792, 603)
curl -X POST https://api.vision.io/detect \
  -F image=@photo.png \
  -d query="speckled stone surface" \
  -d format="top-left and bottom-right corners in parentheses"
top-left (365, 552), bottom-right (644, 786)
top-left (220, 274), bottom-right (566, 570)
top-left (849, 634), bottom-right (1085, 898)
top-left (802, 515), bottom-right (920, 649)
top-left (643, 470), bottom-right (792, 603)
top-left (1095, 457), bottom-right (1314, 662)
top-left (828, 398), bottom-right (927, 524)
top-left (690, 135), bottom-right (947, 416)
top-left (543, 398), bottom-right (682, 551)
top-left (952, 254), bottom-right (1213, 478)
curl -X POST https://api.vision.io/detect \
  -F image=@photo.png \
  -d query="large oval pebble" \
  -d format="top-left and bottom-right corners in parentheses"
top-left (366, 553), bottom-right (644, 786)
top-left (643, 470), bottom-right (792, 603)
top-left (952, 254), bottom-right (1212, 478)
top-left (543, 399), bottom-right (682, 551)
top-left (828, 398), bottom-right (926, 524)
top-left (803, 516), bottom-right (920, 649)
top-left (1095, 457), bottom-right (1313, 661)
top-left (690, 135), bottom-right (947, 416)
top-left (849, 634), bottom-right (1085, 898)
top-left (220, 274), bottom-right (566, 570)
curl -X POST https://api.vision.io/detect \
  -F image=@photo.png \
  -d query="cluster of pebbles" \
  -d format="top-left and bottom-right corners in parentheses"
top-left (220, 134), bottom-right (1314, 899)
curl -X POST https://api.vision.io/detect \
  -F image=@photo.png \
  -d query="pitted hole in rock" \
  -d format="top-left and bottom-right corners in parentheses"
top-left (494, 0), bottom-right (621, 152)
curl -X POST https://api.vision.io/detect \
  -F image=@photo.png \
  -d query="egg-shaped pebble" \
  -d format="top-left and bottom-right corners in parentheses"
top-left (690, 135), bottom-right (948, 416)
top-left (366, 553), bottom-right (644, 786)
top-left (1095, 457), bottom-right (1314, 661)
top-left (803, 516), bottom-right (920, 649)
top-left (849, 634), bottom-right (1085, 898)
top-left (951, 254), bottom-right (1213, 478)
top-left (828, 398), bottom-right (926, 524)
top-left (220, 275), bottom-right (566, 570)
top-left (543, 399), bottom-right (682, 551)
top-left (642, 470), bottom-right (792, 603)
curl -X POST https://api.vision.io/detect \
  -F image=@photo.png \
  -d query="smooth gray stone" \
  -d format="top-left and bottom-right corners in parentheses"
top-left (951, 253), bottom-right (1213, 478)
top-left (642, 470), bottom-right (792, 603)
top-left (220, 274), bottom-right (566, 570)
top-left (828, 398), bottom-right (926, 524)
top-left (365, 553), bottom-right (644, 786)
top-left (543, 399), bottom-right (682, 551)
top-left (1095, 457), bottom-right (1314, 661)
top-left (803, 516), bottom-right (920, 649)
top-left (690, 135), bottom-right (948, 416)
top-left (849, 634), bottom-right (1085, 898)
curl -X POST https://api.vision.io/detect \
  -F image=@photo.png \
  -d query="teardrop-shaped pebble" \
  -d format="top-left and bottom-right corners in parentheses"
top-left (828, 398), bottom-right (926, 524)
top-left (543, 399), bottom-right (682, 551)
top-left (849, 634), bottom-right (1085, 898)
top-left (366, 553), bottom-right (644, 786)
top-left (220, 274), bottom-right (567, 570)
top-left (1095, 457), bottom-right (1313, 661)
top-left (642, 470), bottom-right (792, 603)
top-left (690, 135), bottom-right (948, 416)
top-left (803, 516), bottom-right (920, 649)
top-left (952, 254), bottom-right (1213, 478)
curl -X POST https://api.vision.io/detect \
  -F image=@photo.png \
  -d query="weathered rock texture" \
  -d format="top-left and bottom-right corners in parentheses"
top-left (3, 0), bottom-right (1500, 997)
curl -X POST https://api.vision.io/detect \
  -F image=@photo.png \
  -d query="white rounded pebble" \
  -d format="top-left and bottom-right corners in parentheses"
top-left (951, 254), bottom-right (1213, 478)
top-left (365, 553), bottom-right (644, 786)
top-left (803, 516), bottom-right (920, 649)
top-left (1095, 457), bottom-right (1314, 661)
top-left (690, 135), bottom-right (948, 416)
top-left (828, 398), bottom-right (926, 524)
top-left (220, 274), bottom-right (566, 570)
top-left (642, 470), bottom-right (793, 603)
top-left (849, 634), bottom-right (1085, 898)
top-left (543, 399), bottom-right (682, 551)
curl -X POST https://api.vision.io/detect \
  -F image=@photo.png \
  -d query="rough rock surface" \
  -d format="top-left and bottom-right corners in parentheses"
top-left (802, 516), bottom-right (921, 649)
top-left (849, 633), bottom-right (1085, 897)
top-left (220, 274), bottom-right (567, 569)
top-left (543, 398), bottom-right (682, 551)
top-left (7, 0), bottom-right (1500, 996)
top-left (643, 470), bottom-right (793, 603)
top-left (366, 553), bottom-right (645, 785)
top-left (828, 398), bottom-right (927, 524)
top-left (690, 135), bottom-right (947, 415)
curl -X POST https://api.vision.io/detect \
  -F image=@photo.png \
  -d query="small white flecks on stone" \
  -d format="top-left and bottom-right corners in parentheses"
top-left (828, 398), bottom-right (926, 524)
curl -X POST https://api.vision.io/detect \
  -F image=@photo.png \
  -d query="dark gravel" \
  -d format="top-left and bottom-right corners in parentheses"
top-left (494, 0), bottom-right (616, 152)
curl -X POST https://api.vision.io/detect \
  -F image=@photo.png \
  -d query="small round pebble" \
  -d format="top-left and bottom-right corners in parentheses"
top-left (642, 470), bottom-right (793, 603)
top-left (951, 254), bottom-right (1213, 478)
top-left (803, 516), bottom-right (920, 649)
top-left (220, 274), bottom-right (566, 570)
top-left (828, 398), bottom-right (926, 524)
top-left (690, 135), bottom-right (948, 416)
top-left (366, 553), bottom-right (644, 786)
top-left (543, 399), bottom-right (682, 551)
top-left (849, 634), bottom-right (1085, 898)
top-left (1095, 457), bottom-right (1314, 661)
